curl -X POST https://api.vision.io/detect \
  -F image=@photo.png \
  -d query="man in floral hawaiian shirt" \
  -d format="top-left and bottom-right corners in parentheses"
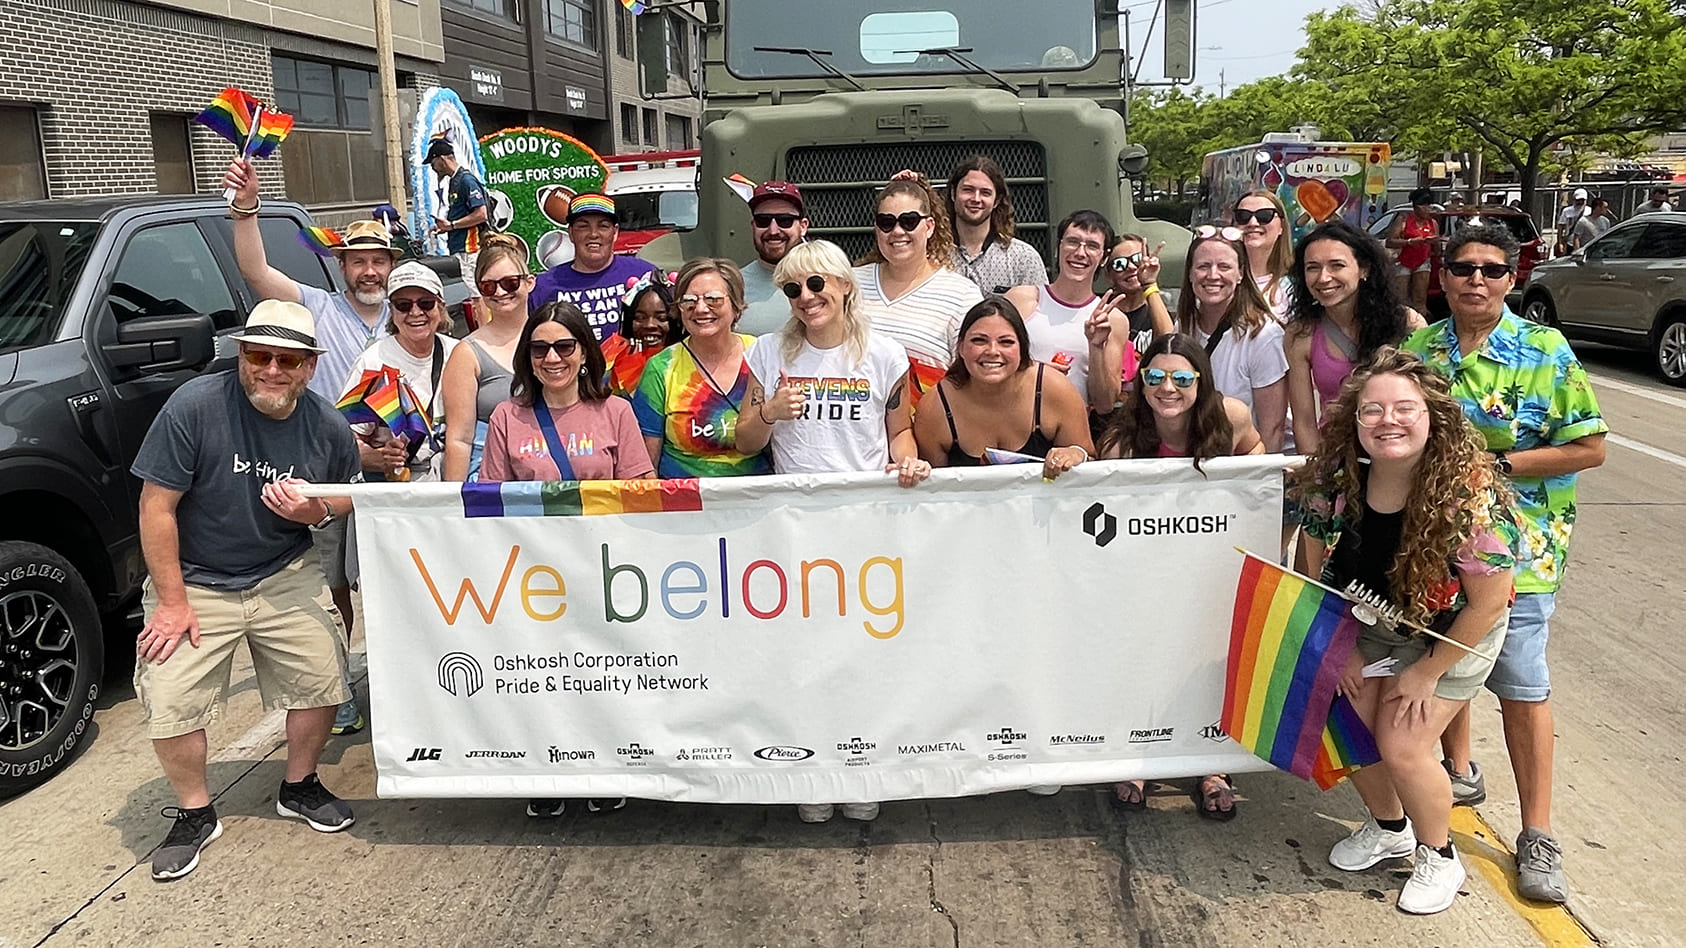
top-left (1401, 223), bottom-right (1607, 905)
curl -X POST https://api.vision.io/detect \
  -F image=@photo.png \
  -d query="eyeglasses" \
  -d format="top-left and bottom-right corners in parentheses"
top-left (241, 349), bottom-right (308, 371)
top-left (477, 274), bottom-right (530, 297)
top-left (782, 274), bottom-right (827, 298)
top-left (392, 298), bottom-right (439, 313)
top-left (1141, 367), bottom-right (1200, 389)
top-left (1109, 252), bottom-right (1146, 272)
top-left (679, 292), bottom-right (731, 310)
top-left (1060, 236), bottom-right (1106, 254)
top-left (753, 213), bottom-right (802, 229)
top-left (1233, 207), bottom-right (1280, 226)
top-left (1194, 225), bottom-right (1245, 242)
top-left (1444, 261), bottom-right (1514, 280)
top-left (875, 211), bottom-right (929, 233)
top-left (528, 338), bottom-right (580, 359)
top-left (1356, 401), bottom-right (1425, 427)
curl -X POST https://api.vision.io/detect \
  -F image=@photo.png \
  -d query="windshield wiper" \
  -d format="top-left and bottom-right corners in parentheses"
top-left (752, 46), bottom-right (866, 91)
top-left (904, 47), bottom-right (1020, 94)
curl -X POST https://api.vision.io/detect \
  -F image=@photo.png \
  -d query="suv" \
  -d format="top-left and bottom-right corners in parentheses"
top-left (1521, 212), bottom-right (1686, 385)
top-left (0, 196), bottom-right (336, 795)
top-left (1368, 205), bottom-right (1545, 316)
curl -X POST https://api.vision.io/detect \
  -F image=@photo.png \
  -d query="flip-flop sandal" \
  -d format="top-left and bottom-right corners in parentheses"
top-left (1110, 780), bottom-right (1147, 812)
top-left (1192, 775), bottom-right (1238, 822)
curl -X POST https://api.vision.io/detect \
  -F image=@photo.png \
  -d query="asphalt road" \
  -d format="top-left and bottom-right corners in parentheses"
top-left (1, 343), bottom-right (1679, 948)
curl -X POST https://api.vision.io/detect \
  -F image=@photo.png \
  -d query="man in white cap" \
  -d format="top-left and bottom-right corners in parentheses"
top-left (1555, 188), bottom-right (1590, 254)
top-left (132, 300), bottom-right (362, 882)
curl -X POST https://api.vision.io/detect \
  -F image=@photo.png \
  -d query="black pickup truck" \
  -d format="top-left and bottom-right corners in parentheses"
top-left (0, 196), bottom-right (343, 796)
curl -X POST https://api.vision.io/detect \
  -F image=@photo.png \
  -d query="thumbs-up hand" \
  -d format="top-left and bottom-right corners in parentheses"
top-left (763, 372), bottom-right (806, 422)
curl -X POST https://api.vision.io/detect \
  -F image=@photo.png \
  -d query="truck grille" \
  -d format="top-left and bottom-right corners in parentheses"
top-left (787, 141), bottom-right (1050, 263)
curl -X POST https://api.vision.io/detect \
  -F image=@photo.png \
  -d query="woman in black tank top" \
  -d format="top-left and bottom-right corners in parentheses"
top-left (913, 297), bottom-right (1092, 470)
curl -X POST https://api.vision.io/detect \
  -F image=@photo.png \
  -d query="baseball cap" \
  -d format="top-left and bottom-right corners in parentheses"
top-left (1572, 188), bottom-right (1589, 200)
top-left (387, 261), bottom-right (445, 299)
top-left (567, 192), bottom-right (617, 223)
top-left (423, 139), bottom-right (454, 162)
top-left (749, 181), bottom-right (805, 214)
top-left (231, 300), bottom-right (326, 352)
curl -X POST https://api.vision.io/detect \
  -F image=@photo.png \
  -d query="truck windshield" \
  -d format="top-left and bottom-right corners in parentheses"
top-left (725, 0), bottom-right (1098, 78)
top-left (0, 221), bottom-right (100, 351)
top-left (616, 191), bottom-right (699, 232)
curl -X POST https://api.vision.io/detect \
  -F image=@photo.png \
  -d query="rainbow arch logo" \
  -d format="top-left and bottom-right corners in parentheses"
top-left (437, 652), bottom-right (484, 697)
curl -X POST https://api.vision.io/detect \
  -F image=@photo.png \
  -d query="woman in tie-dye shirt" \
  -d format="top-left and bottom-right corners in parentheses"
top-left (631, 258), bottom-right (773, 477)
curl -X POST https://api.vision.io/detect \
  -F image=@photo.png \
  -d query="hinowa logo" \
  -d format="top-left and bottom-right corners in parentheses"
top-left (1082, 503), bottom-right (1118, 547)
top-left (437, 652), bottom-right (484, 697)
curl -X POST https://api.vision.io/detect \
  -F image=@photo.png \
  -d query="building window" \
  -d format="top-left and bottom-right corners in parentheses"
top-left (273, 55), bottom-right (375, 129)
top-left (544, 0), bottom-right (596, 48)
top-left (665, 14), bottom-right (690, 78)
top-left (642, 107), bottom-right (659, 147)
top-left (150, 113), bottom-right (195, 195)
top-left (0, 105), bottom-right (47, 201)
top-left (665, 113), bottom-right (691, 150)
top-left (620, 103), bottom-right (639, 144)
top-left (450, 0), bottom-right (515, 19)
top-left (615, 2), bottom-right (634, 58)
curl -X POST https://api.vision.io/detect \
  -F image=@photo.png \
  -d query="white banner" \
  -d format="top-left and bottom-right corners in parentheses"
top-left (351, 457), bottom-right (1287, 801)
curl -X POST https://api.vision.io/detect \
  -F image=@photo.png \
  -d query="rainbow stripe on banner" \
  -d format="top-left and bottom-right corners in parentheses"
top-left (1222, 552), bottom-right (1380, 789)
top-left (462, 479), bottom-right (702, 518)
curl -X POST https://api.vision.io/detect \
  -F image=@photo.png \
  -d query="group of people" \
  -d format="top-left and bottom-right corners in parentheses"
top-left (131, 153), bottom-right (1605, 921)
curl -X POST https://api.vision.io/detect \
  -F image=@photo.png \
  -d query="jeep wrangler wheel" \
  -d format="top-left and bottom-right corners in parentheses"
top-left (0, 542), bottom-right (103, 797)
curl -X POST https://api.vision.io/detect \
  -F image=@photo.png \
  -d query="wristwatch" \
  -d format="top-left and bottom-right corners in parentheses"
top-left (313, 500), bottom-right (337, 530)
top-left (1493, 452), bottom-right (1513, 476)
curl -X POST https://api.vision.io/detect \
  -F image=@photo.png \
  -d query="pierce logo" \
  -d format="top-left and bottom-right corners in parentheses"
top-left (753, 745), bottom-right (815, 761)
top-left (437, 652), bottom-right (484, 697)
top-left (986, 726), bottom-right (1027, 746)
top-left (1082, 503), bottom-right (1117, 547)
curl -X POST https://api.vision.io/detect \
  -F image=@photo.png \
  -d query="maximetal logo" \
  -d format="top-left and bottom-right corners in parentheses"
top-left (986, 726), bottom-right (1027, 746)
top-left (753, 745), bottom-right (816, 761)
top-left (437, 652), bottom-right (484, 697)
top-left (897, 741), bottom-right (966, 755)
top-left (1082, 503), bottom-right (1118, 547)
top-left (1048, 733), bottom-right (1105, 746)
top-left (1200, 723), bottom-right (1229, 743)
top-left (548, 747), bottom-right (596, 762)
top-left (1128, 727), bottom-right (1175, 744)
top-left (616, 743), bottom-right (656, 760)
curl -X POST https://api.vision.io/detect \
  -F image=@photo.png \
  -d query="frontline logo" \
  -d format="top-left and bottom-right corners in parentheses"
top-left (676, 746), bottom-right (733, 761)
top-left (753, 745), bottom-right (815, 761)
top-left (1128, 728), bottom-right (1175, 744)
top-left (986, 726), bottom-right (1028, 746)
top-left (1048, 733), bottom-right (1105, 746)
top-left (549, 746), bottom-right (596, 762)
top-left (437, 652), bottom-right (484, 697)
top-left (616, 743), bottom-right (656, 763)
top-left (1082, 503), bottom-right (1118, 547)
top-left (897, 741), bottom-right (966, 755)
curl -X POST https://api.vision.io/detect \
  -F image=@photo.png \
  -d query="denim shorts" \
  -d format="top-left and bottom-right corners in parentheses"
top-left (1356, 610), bottom-right (1508, 702)
top-left (1483, 591), bottom-right (1555, 702)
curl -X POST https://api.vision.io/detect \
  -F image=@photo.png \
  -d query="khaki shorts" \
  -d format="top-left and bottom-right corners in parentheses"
top-left (135, 554), bottom-right (351, 740)
top-left (1355, 609), bottom-right (1508, 703)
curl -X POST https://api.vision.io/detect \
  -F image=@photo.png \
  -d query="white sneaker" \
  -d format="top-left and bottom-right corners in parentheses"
top-left (1329, 816), bottom-right (1416, 871)
top-left (1397, 844), bottom-right (1466, 915)
top-left (1026, 785), bottom-right (1062, 796)
top-left (797, 804), bottom-right (835, 823)
top-left (839, 803), bottom-right (880, 821)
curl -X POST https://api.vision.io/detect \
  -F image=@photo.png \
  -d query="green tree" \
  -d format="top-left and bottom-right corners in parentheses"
top-left (1127, 88), bottom-right (1214, 196)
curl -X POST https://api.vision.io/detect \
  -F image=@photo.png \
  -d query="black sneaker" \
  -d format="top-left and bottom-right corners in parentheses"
top-left (526, 797), bottom-right (565, 818)
top-left (151, 805), bottom-right (223, 881)
top-left (586, 797), bottom-right (627, 813)
top-left (276, 773), bottom-right (354, 832)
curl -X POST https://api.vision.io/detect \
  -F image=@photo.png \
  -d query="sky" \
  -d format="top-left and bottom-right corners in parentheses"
top-left (1122, 0), bottom-right (1339, 95)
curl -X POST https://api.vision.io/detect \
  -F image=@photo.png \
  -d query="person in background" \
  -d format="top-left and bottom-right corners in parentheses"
top-left (528, 193), bottom-right (658, 339)
top-left (1554, 188), bottom-right (1590, 256)
top-left (1401, 223), bottom-right (1607, 905)
top-left (425, 138), bottom-right (489, 288)
top-left (1635, 186), bottom-right (1674, 214)
top-left (342, 262), bottom-right (460, 482)
top-left (1234, 190), bottom-right (1294, 316)
top-left (602, 270), bottom-right (683, 398)
top-left (853, 176), bottom-right (984, 401)
top-left (441, 238), bottom-right (532, 482)
top-left (1005, 210), bottom-right (1120, 416)
top-left (1175, 225), bottom-right (1288, 452)
top-left (737, 181), bottom-right (810, 335)
top-left (1388, 188), bottom-right (1439, 316)
top-left (632, 259), bottom-right (771, 477)
top-left (943, 155), bottom-right (1048, 294)
top-left (1571, 198), bottom-right (1613, 249)
top-left (1298, 347), bottom-right (1519, 917)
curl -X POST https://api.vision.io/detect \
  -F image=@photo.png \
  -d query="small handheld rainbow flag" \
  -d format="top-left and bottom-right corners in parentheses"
top-left (248, 109), bottom-right (294, 159)
top-left (296, 225), bottom-right (344, 258)
top-left (194, 87), bottom-right (259, 146)
top-left (337, 367), bottom-right (434, 445)
top-left (1222, 551), bottom-right (1380, 789)
top-left (618, 0), bottom-right (647, 14)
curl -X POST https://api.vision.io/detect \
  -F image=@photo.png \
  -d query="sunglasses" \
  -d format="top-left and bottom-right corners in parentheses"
top-left (1109, 252), bottom-right (1146, 272)
top-left (477, 274), bottom-right (529, 297)
top-left (528, 338), bottom-right (580, 359)
top-left (1356, 401), bottom-right (1425, 427)
top-left (241, 349), bottom-right (308, 371)
top-left (753, 213), bottom-right (802, 228)
top-left (392, 298), bottom-right (438, 313)
top-left (1194, 225), bottom-right (1245, 242)
top-left (680, 292), bottom-right (731, 310)
top-left (1233, 207), bottom-right (1280, 226)
top-left (1141, 367), bottom-right (1200, 389)
top-left (875, 211), bottom-right (929, 233)
top-left (1444, 261), bottom-right (1514, 280)
top-left (781, 274), bottom-right (827, 298)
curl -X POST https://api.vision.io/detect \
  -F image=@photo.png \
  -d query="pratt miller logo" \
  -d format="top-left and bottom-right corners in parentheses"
top-left (986, 725), bottom-right (1028, 747)
top-left (437, 652), bottom-right (484, 697)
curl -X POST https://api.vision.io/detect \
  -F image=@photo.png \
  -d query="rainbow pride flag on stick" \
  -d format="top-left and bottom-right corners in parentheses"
top-left (1222, 550), bottom-right (1381, 790)
top-left (336, 367), bottom-right (433, 445)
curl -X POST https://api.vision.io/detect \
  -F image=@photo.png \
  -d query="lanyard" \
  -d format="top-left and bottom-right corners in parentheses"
top-left (532, 401), bottom-right (579, 480)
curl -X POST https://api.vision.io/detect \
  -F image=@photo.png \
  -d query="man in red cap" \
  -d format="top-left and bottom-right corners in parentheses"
top-left (738, 180), bottom-right (810, 335)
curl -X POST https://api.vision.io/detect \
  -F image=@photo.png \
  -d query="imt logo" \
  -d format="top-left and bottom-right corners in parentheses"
top-left (1200, 722), bottom-right (1229, 743)
top-left (406, 747), bottom-right (442, 762)
top-left (1082, 503), bottom-right (1117, 547)
top-left (986, 726), bottom-right (1028, 746)
top-left (437, 651), bottom-right (484, 697)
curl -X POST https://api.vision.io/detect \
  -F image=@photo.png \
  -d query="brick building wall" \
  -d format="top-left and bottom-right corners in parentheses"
top-left (605, 2), bottom-right (701, 153)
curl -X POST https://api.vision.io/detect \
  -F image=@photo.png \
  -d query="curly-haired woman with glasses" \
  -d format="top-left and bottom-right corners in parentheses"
top-left (1293, 346), bottom-right (1518, 915)
top-left (1176, 224), bottom-right (1288, 452)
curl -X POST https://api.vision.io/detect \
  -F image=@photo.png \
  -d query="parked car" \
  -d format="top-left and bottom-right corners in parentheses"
top-left (604, 153), bottom-right (699, 256)
top-left (1521, 212), bottom-right (1686, 385)
top-left (0, 196), bottom-right (338, 796)
top-left (1368, 204), bottom-right (1545, 316)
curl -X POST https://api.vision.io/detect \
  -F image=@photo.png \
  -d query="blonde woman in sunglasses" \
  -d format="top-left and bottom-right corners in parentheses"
top-left (1233, 190), bottom-right (1295, 318)
top-left (1176, 225), bottom-right (1289, 452)
top-left (440, 239), bottom-right (534, 481)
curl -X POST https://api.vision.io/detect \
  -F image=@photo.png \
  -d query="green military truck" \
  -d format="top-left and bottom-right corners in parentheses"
top-left (645, 0), bottom-right (1189, 281)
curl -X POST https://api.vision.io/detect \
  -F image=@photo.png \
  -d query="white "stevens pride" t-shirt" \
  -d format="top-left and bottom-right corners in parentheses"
top-left (746, 331), bottom-right (909, 475)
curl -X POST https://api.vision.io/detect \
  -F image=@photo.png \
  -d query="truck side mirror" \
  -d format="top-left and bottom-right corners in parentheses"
top-left (1119, 145), bottom-right (1150, 179)
top-left (106, 314), bottom-right (215, 374)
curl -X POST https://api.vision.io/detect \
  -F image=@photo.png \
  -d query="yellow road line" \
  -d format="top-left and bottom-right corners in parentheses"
top-left (1449, 807), bottom-right (1599, 946)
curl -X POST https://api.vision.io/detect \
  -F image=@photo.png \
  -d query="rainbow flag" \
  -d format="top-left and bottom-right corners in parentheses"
top-left (248, 109), bottom-right (294, 159)
top-left (619, 0), bottom-right (647, 14)
top-left (194, 88), bottom-right (259, 145)
top-left (1222, 553), bottom-right (1380, 789)
top-left (296, 225), bottom-right (344, 258)
top-left (337, 367), bottom-right (433, 443)
top-left (463, 479), bottom-right (701, 518)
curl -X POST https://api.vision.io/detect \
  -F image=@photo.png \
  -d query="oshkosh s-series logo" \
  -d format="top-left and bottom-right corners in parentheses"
top-left (406, 747), bottom-right (442, 762)
top-left (986, 726), bottom-right (1027, 746)
top-left (437, 652), bottom-right (484, 697)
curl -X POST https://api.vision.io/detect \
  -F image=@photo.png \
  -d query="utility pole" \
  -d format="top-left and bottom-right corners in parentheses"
top-left (1219, 68), bottom-right (1226, 98)
top-left (374, 0), bottom-right (407, 213)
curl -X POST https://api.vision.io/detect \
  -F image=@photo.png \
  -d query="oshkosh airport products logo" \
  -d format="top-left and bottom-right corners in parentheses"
top-left (438, 652), bottom-right (484, 697)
